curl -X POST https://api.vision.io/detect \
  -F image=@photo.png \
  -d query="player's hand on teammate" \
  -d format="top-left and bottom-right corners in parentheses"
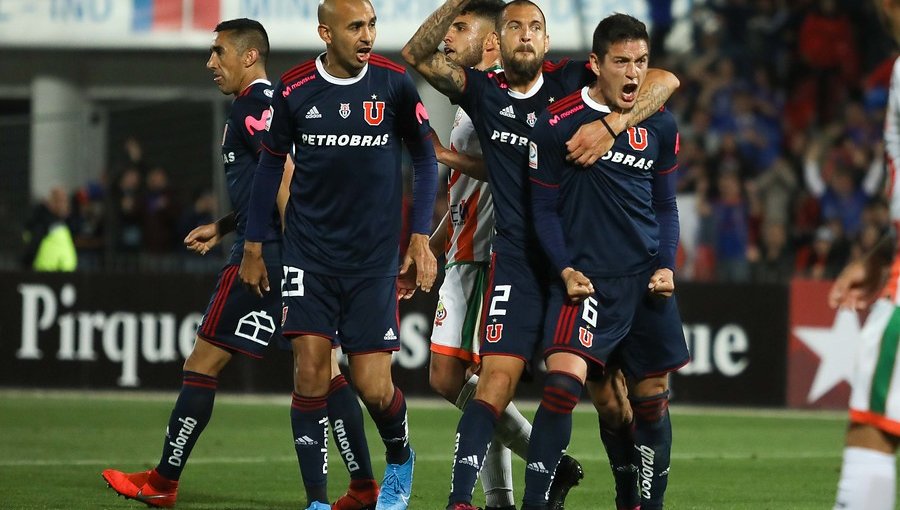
top-left (401, 233), bottom-right (437, 293)
top-left (183, 223), bottom-right (220, 255)
top-left (239, 242), bottom-right (269, 298)
top-left (429, 127), bottom-right (449, 161)
top-left (562, 267), bottom-right (594, 301)
top-left (397, 267), bottom-right (418, 300)
top-left (647, 268), bottom-right (675, 297)
top-left (565, 113), bottom-right (620, 167)
top-left (828, 259), bottom-right (883, 310)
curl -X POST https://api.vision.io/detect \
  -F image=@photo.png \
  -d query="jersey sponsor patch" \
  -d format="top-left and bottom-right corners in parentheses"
top-left (529, 141), bottom-right (538, 169)
top-left (415, 102), bottom-right (429, 125)
top-left (245, 108), bottom-right (271, 135)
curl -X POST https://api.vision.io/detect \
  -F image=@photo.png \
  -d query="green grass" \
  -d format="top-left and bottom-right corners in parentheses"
top-left (0, 391), bottom-right (850, 509)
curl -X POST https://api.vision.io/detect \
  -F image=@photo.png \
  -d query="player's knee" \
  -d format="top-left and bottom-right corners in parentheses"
top-left (428, 360), bottom-right (466, 402)
top-left (353, 379), bottom-right (394, 409)
top-left (294, 359), bottom-right (332, 394)
top-left (474, 370), bottom-right (516, 410)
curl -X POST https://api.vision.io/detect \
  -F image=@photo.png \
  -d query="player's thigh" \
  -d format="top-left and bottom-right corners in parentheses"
top-left (280, 265), bottom-right (340, 341)
top-left (480, 253), bottom-right (547, 359)
top-left (848, 299), bottom-right (900, 436)
top-left (431, 263), bottom-right (488, 362)
top-left (197, 263), bottom-right (282, 359)
top-left (339, 275), bottom-right (400, 354)
top-left (619, 287), bottom-right (690, 380)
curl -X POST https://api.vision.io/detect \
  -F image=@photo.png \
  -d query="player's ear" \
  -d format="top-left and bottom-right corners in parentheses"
top-left (589, 52), bottom-right (601, 77)
top-left (483, 31), bottom-right (499, 52)
top-left (545, 33), bottom-right (550, 54)
top-left (245, 48), bottom-right (259, 67)
top-left (317, 24), bottom-right (331, 45)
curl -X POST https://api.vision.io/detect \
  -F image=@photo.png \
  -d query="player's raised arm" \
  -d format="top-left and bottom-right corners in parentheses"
top-left (401, 0), bottom-right (470, 98)
top-left (431, 127), bottom-right (487, 181)
top-left (566, 68), bottom-right (679, 166)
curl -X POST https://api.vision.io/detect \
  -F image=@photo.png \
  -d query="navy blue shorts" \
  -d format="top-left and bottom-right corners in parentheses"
top-left (197, 264), bottom-right (284, 359)
top-left (543, 269), bottom-right (690, 379)
top-left (280, 265), bottom-right (400, 355)
top-left (479, 252), bottom-right (551, 361)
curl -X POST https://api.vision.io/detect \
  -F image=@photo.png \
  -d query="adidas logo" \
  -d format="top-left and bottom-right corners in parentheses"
top-left (305, 106), bottom-right (322, 119)
top-left (526, 462), bottom-right (550, 474)
top-left (294, 435), bottom-right (318, 446)
top-left (499, 105), bottom-right (516, 119)
top-left (457, 455), bottom-right (480, 468)
top-left (384, 328), bottom-right (397, 341)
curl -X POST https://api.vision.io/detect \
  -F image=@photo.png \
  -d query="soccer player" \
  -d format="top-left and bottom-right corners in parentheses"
top-left (526, 13), bottom-right (690, 510)
top-left (238, 1), bottom-right (438, 509)
top-left (425, 2), bottom-right (581, 509)
top-left (402, 2), bottom-right (679, 509)
top-left (830, 3), bottom-right (900, 509)
top-left (101, 19), bottom-right (374, 510)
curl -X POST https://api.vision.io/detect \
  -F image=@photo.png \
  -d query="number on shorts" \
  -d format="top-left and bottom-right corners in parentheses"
top-left (488, 284), bottom-right (511, 316)
top-left (582, 296), bottom-right (599, 328)
top-left (282, 266), bottom-right (305, 297)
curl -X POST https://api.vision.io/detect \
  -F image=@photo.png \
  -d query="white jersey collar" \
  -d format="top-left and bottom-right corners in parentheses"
top-left (582, 86), bottom-right (612, 113)
top-left (508, 73), bottom-right (544, 99)
top-left (316, 52), bottom-right (369, 85)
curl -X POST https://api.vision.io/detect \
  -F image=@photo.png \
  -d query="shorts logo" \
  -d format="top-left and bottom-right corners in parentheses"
top-left (434, 300), bottom-right (447, 327)
top-left (384, 328), bottom-right (397, 341)
top-left (235, 310), bottom-right (276, 346)
top-left (339, 103), bottom-right (351, 119)
top-left (363, 101), bottom-right (386, 126)
top-left (578, 326), bottom-right (593, 348)
top-left (485, 324), bottom-right (503, 343)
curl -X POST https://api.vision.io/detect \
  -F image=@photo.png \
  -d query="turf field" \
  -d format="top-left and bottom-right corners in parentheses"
top-left (0, 390), bottom-right (849, 509)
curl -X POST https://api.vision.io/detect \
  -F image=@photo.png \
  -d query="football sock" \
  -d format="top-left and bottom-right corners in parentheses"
top-left (600, 418), bottom-right (640, 509)
top-left (449, 399), bottom-right (499, 506)
top-left (155, 371), bottom-right (217, 481)
top-left (631, 391), bottom-right (672, 510)
top-left (456, 374), bottom-right (532, 458)
top-left (523, 371), bottom-right (582, 506)
top-left (327, 374), bottom-right (375, 480)
top-left (364, 385), bottom-right (410, 465)
top-left (291, 392), bottom-right (329, 506)
top-left (481, 440), bottom-right (515, 508)
top-left (834, 446), bottom-right (896, 510)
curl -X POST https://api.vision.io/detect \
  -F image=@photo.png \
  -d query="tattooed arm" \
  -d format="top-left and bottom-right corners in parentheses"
top-left (401, 0), bottom-right (470, 97)
top-left (566, 69), bottom-right (680, 166)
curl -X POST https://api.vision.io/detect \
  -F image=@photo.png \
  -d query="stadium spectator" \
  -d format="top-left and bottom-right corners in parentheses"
top-left (141, 166), bottom-right (180, 254)
top-left (239, 1), bottom-right (439, 508)
top-left (22, 186), bottom-right (77, 272)
top-left (102, 18), bottom-right (374, 510)
top-left (748, 221), bottom-right (794, 283)
top-left (526, 13), bottom-right (688, 510)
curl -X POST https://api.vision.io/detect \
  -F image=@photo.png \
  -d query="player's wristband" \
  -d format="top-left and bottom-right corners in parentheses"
top-left (600, 116), bottom-right (619, 138)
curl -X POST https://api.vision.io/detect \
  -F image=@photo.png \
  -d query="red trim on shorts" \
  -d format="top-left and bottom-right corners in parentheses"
top-left (202, 265), bottom-right (238, 337)
top-left (282, 330), bottom-right (334, 341)
top-left (554, 302), bottom-right (578, 346)
top-left (478, 253), bottom-right (498, 348)
top-left (849, 409), bottom-right (900, 436)
top-left (543, 346), bottom-right (605, 369)
top-left (344, 346), bottom-right (401, 356)
top-left (430, 343), bottom-right (479, 363)
top-left (642, 358), bottom-right (692, 378)
top-left (196, 333), bottom-right (264, 359)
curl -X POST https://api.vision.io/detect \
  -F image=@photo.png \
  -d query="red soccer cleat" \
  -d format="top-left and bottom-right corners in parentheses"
top-left (102, 468), bottom-right (178, 508)
top-left (332, 478), bottom-right (379, 510)
top-left (447, 503), bottom-right (481, 510)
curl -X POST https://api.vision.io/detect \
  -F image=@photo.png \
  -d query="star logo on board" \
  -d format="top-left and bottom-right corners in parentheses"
top-left (792, 308), bottom-right (860, 403)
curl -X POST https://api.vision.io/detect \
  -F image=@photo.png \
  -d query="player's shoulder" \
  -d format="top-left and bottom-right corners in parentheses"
top-left (542, 58), bottom-right (589, 77)
top-left (237, 80), bottom-right (274, 103)
top-left (280, 58), bottom-right (319, 85)
top-left (546, 89), bottom-right (584, 116)
top-left (368, 53), bottom-right (408, 75)
top-left (641, 105), bottom-right (677, 131)
top-left (537, 89), bottom-right (588, 134)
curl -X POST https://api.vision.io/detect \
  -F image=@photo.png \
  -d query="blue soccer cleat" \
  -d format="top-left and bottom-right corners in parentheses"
top-left (375, 449), bottom-right (415, 510)
top-left (305, 501), bottom-right (331, 510)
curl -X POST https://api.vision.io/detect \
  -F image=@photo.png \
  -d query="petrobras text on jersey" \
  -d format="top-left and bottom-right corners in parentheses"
top-left (490, 130), bottom-right (529, 147)
top-left (15, 283), bottom-right (203, 387)
top-left (600, 150), bottom-right (655, 170)
top-left (299, 133), bottom-right (390, 147)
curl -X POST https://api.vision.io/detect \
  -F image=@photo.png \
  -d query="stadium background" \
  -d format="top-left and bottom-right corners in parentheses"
top-left (0, 0), bottom-right (892, 410)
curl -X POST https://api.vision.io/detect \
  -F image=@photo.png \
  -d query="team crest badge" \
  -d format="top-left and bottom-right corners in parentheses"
top-left (578, 326), bottom-right (593, 347)
top-left (434, 300), bottom-right (447, 326)
top-left (485, 324), bottom-right (504, 343)
top-left (363, 100), bottom-right (386, 126)
top-left (339, 103), bottom-right (351, 119)
top-left (526, 112), bottom-right (537, 127)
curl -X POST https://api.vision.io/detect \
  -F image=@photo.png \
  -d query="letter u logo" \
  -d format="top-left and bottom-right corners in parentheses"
top-left (627, 127), bottom-right (649, 151)
top-left (485, 324), bottom-right (503, 343)
top-left (363, 101), bottom-right (385, 126)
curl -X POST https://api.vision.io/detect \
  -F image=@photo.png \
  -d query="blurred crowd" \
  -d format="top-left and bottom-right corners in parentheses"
top-left (20, 0), bottom-right (900, 281)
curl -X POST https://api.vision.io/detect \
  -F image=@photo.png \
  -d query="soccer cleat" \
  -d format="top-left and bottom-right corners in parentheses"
top-left (446, 503), bottom-right (481, 510)
top-left (306, 502), bottom-right (332, 510)
top-left (547, 455), bottom-right (584, 510)
top-left (484, 506), bottom-right (515, 510)
top-left (375, 448), bottom-right (415, 510)
top-left (333, 479), bottom-right (379, 510)
top-left (102, 469), bottom-right (178, 508)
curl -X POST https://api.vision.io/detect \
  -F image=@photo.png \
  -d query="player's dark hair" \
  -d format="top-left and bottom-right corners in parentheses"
top-left (215, 18), bottom-right (270, 65)
top-left (501, 0), bottom-right (545, 27)
top-left (591, 13), bottom-right (649, 58)
top-left (462, 0), bottom-right (506, 30)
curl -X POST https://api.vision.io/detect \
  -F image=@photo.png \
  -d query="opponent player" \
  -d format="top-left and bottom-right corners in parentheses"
top-left (526, 13), bottom-right (689, 510)
top-left (402, 2), bottom-right (679, 509)
top-left (238, 1), bottom-right (438, 509)
top-left (425, 2), bottom-right (581, 509)
top-left (829, 2), bottom-right (900, 509)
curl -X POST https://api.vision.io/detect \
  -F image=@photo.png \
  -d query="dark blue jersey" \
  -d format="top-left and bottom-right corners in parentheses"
top-left (452, 60), bottom-right (592, 258)
top-left (263, 54), bottom-right (435, 277)
top-left (222, 80), bottom-right (282, 265)
top-left (530, 87), bottom-right (680, 278)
